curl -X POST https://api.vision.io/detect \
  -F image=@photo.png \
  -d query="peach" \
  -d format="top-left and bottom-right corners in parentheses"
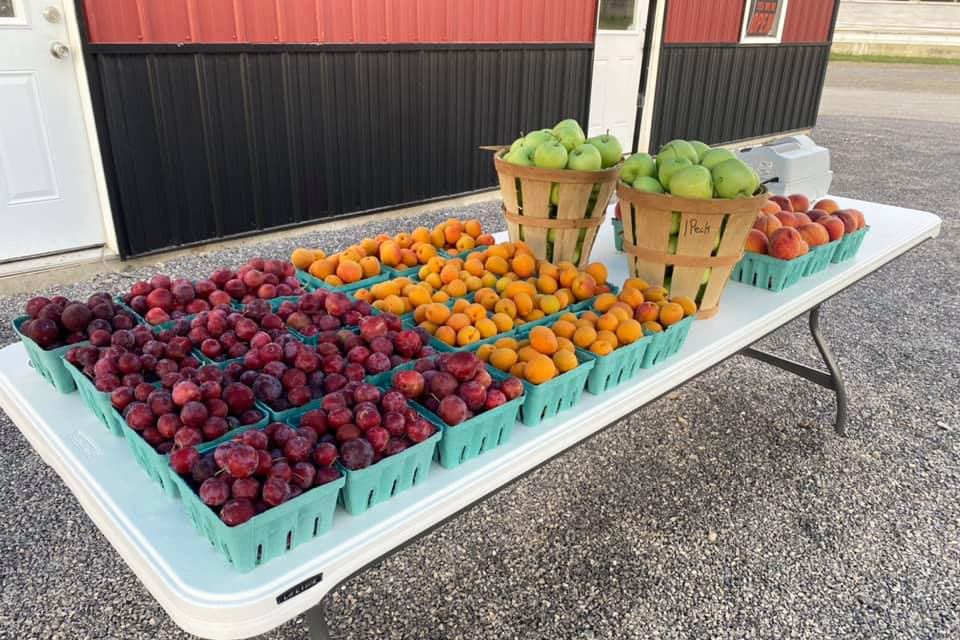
top-left (774, 211), bottom-right (798, 229)
top-left (769, 195), bottom-right (793, 212)
top-left (570, 274), bottom-right (597, 301)
top-left (834, 211), bottom-right (858, 234)
top-left (768, 227), bottom-right (808, 261)
top-left (787, 194), bottom-right (809, 212)
top-left (844, 208), bottom-right (866, 230)
top-left (806, 209), bottom-right (828, 222)
top-left (753, 213), bottom-right (782, 237)
top-left (797, 222), bottom-right (830, 247)
top-left (634, 302), bottom-right (660, 323)
top-left (378, 241), bottom-right (402, 267)
top-left (744, 229), bottom-right (769, 254)
top-left (793, 212), bottom-right (812, 226)
top-left (760, 201), bottom-right (781, 214)
top-left (812, 198), bottom-right (839, 214)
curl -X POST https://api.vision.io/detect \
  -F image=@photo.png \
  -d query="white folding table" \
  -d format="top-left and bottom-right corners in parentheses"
top-left (0, 197), bottom-right (941, 639)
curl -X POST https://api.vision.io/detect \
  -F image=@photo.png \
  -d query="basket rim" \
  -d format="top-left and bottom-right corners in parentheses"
top-left (617, 181), bottom-right (769, 214)
top-left (493, 149), bottom-right (621, 183)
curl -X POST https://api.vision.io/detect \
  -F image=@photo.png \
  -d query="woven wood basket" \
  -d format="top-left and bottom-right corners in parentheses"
top-left (493, 149), bottom-right (620, 268)
top-left (617, 182), bottom-right (769, 319)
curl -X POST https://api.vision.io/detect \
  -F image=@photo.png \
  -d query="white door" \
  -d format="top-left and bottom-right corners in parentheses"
top-left (0, 0), bottom-right (104, 261)
top-left (588, 0), bottom-right (648, 148)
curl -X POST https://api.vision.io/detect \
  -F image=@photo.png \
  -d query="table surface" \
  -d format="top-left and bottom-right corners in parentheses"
top-left (0, 197), bottom-right (941, 640)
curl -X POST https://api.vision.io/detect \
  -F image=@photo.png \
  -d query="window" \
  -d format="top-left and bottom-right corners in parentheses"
top-left (739, 0), bottom-right (788, 44)
top-left (0, 0), bottom-right (15, 19)
top-left (598, 0), bottom-right (638, 31)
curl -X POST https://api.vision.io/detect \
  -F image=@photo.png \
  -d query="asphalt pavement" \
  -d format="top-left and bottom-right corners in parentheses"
top-left (1, 69), bottom-right (959, 639)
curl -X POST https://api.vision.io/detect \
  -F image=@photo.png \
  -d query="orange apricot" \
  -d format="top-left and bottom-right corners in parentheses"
top-left (553, 349), bottom-right (579, 373)
top-left (291, 248), bottom-right (314, 270)
top-left (658, 302), bottom-right (685, 327)
top-left (616, 319), bottom-right (644, 345)
top-left (425, 303), bottom-right (451, 325)
top-left (671, 295), bottom-right (698, 317)
top-left (585, 262), bottom-right (608, 286)
top-left (359, 256), bottom-right (381, 278)
top-left (336, 260), bottom-right (363, 284)
top-left (489, 348), bottom-right (518, 371)
top-left (573, 326), bottom-right (598, 348)
top-left (524, 353), bottom-right (557, 384)
top-left (529, 326), bottom-right (559, 355)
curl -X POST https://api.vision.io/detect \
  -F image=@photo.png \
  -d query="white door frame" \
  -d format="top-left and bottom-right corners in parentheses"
top-left (635, 0), bottom-right (666, 154)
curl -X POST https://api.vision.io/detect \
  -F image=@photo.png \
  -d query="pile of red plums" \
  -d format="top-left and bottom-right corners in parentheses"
top-left (20, 292), bottom-right (138, 349)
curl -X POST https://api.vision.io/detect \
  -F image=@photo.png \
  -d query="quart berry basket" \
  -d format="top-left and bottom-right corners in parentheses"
top-left (63, 359), bottom-right (127, 437)
top-left (802, 240), bottom-right (840, 277)
top-left (730, 251), bottom-right (815, 292)
top-left (295, 269), bottom-right (388, 296)
top-left (337, 428), bottom-right (440, 515)
top-left (575, 334), bottom-right (652, 395)
top-left (111, 403), bottom-right (269, 499)
top-left (371, 360), bottom-right (523, 469)
top-left (612, 218), bottom-right (624, 252)
top-left (831, 226), bottom-right (870, 263)
top-left (168, 443), bottom-right (345, 573)
top-left (509, 328), bottom-right (595, 427)
top-left (12, 316), bottom-right (86, 393)
top-left (640, 314), bottom-right (695, 369)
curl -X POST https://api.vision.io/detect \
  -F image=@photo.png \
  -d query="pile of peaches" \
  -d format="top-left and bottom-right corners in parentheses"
top-left (290, 218), bottom-right (496, 287)
top-left (746, 194), bottom-right (867, 261)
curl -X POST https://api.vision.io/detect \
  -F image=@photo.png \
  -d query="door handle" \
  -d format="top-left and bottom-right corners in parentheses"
top-left (50, 41), bottom-right (70, 59)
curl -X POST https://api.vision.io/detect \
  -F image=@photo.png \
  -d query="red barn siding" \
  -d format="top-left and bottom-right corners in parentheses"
top-left (664, 0), bottom-right (743, 44)
top-left (782, 0), bottom-right (836, 43)
top-left (83, 0), bottom-right (597, 44)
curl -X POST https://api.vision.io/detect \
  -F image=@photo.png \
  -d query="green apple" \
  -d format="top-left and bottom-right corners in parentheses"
top-left (547, 228), bottom-right (556, 243)
top-left (657, 158), bottom-right (692, 191)
top-left (553, 120), bottom-right (586, 151)
top-left (700, 148), bottom-right (737, 170)
top-left (671, 212), bottom-right (681, 234)
top-left (587, 134), bottom-right (623, 168)
top-left (668, 165), bottom-right (713, 199)
top-left (668, 235), bottom-right (678, 254)
top-left (631, 176), bottom-right (664, 193)
top-left (509, 137), bottom-right (526, 152)
top-left (553, 118), bottom-right (584, 135)
top-left (621, 153), bottom-right (656, 184)
top-left (524, 129), bottom-right (556, 150)
top-left (701, 267), bottom-right (712, 285)
top-left (550, 183), bottom-right (561, 206)
top-left (533, 140), bottom-right (568, 169)
top-left (690, 140), bottom-right (710, 163)
top-left (712, 158), bottom-right (756, 198)
top-left (657, 140), bottom-right (698, 165)
top-left (504, 147), bottom-right (534, 166)
top-left (566, 143), bottom-right (602, 171)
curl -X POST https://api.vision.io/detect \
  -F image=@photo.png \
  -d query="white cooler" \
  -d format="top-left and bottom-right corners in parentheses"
top-left (737, 135), bottom-right (833, 200)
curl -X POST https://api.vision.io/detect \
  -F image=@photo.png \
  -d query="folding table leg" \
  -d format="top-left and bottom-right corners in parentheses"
top-left (304, 597), bottom-right (332, 640)
top-left (739, 304), bottom-right (848, 435)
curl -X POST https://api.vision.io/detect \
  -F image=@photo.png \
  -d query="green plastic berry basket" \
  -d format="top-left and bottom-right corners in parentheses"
top-left (168, 442), bottom-right (345, 572)
top-left (111, 403), bottom-right (269, 499)
top-left (831, 226), bottom-right (870, 263)
top-left (730, 251), bottom-right (815, 292)
top-left (575, 336), bottom-right (652, 395)
top-left (509, 328), bottom-right (595, 427)
top-left (12, 316), bottom-right (86, 394)
top-left (383, 263), bottom-right (424, 279)
top-left (63, 359), bottom-right (127, 437)
top-left (641, 314), bottom-right (695, 369)
top-left (260, 396), bottom-right (326, 424)
top-left (802, 240), bottom-right (840, 277)
top-left (371, 360), bottom-right (523, 469)
top-left (295, 268), bottom-right (388, 296)
top-left (337, 428), bottom-right (441, 515)
top-left (612, 218), bottom-right (624, 252)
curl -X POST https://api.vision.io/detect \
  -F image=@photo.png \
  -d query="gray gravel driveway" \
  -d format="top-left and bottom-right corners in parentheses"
top-left (1, 111), bottom-right (958, 640)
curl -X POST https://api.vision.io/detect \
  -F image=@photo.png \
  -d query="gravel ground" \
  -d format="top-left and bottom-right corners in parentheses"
top-left (1, 113), bottom-right (958, 640)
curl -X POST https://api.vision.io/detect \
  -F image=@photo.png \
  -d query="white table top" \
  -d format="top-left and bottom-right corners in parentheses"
top-left (0, 197), bottom-right (941, 640)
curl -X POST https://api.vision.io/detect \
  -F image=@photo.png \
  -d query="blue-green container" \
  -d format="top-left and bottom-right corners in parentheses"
top-left (612, 218), bottom-right (624, 252)
top-left (831, 226), bottom-right (869, 263)
top-left (802, 240), bottom-right (840, 276)
top-left (63, 359), bottom-right (127, 437)
top-left (730, 251), bottom-right (815, 292)
top-left (12, 316), bottom-right (86, 393)
top-left (510, 328), bottom-right (595, 426)
top-left (295, 269), bottom-right (389, 296)
top-left (112, 404), bottom-right (269, 499)
top-left (576, 334), bottom-right (652, 394)
top-left (168, 441), bottom-right (344, 572)
top-left (337, 429), bottom-right (441, 515)
top-left (641, 314), bottom-right (695, 368)
top-left (371, 360), bottom-right (523, 469)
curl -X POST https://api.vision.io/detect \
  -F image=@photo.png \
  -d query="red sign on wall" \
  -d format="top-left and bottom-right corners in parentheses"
top-left (745, 0), bottom-right (784, 37)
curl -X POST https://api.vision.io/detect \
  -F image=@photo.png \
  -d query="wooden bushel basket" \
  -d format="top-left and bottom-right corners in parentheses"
top-left (617, 182), bottom-right (769, 319)
top-left (493, 149), bottom-right (620, 268)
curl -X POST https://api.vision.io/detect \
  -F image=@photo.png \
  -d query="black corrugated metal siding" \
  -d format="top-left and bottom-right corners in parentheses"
top-left (86, 46), bottom-right (593, 257)
top-left (649, 44), bottom-right (831, 151)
